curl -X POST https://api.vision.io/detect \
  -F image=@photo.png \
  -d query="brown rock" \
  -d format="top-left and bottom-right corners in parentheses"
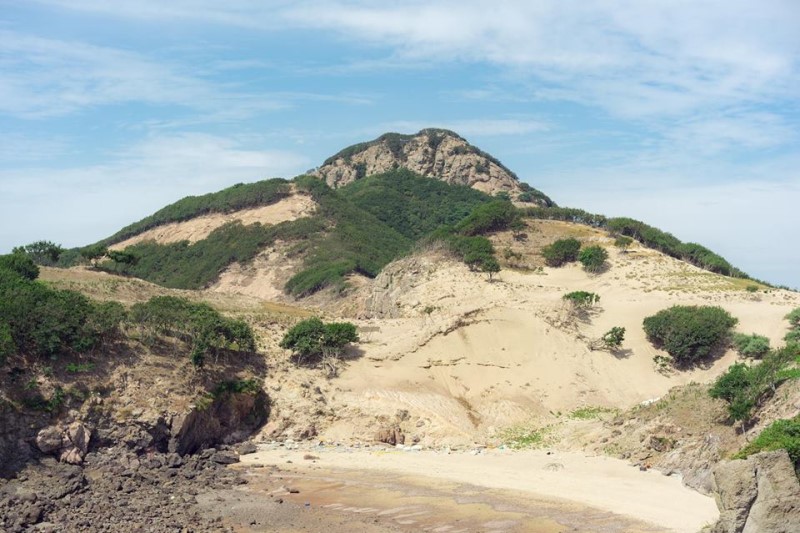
top-left (35, 427), bottom-right (63, 454)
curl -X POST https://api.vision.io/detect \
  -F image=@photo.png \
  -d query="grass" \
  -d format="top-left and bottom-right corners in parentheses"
top-left (498, 423), bottom-right (556, 449)
top-left (568, 406), bottom-right (619, 420)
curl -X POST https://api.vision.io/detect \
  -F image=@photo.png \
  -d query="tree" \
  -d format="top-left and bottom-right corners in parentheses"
top-left (280, 317), bottom-right (359, 370)
top-left (643, 305), bottom-right (738, 366)
top-left (541, 238), bottom-right (581, 267)
top-left (481, 256), bottom-right (501, 281)
top-left (578, 245), bottom-right (608, 273)
top-left (12, 240), bottom-right (65, 266)
top-left (80, 244), bottom-right (108, 267)
top-left (107, 249), bottom-right (138, 266)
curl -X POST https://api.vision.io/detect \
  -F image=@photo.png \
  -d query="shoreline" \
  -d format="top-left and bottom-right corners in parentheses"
top-left (230, 444), bottom-right (719, 533)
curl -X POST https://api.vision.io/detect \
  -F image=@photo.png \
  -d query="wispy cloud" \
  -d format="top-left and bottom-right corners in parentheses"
top-left (0, 133), bottom-right (310, 249)
top-left (29, 1), bottom-right (800, 120)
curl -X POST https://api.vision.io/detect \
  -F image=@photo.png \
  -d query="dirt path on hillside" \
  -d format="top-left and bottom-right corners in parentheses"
top-left (197, 446), bottom-right (718, 533)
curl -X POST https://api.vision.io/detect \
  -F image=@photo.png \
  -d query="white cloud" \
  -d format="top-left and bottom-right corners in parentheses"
top-left (29, 1), bottom-right (800, 120)
top-left (0, 133), bottom-right (310, 250)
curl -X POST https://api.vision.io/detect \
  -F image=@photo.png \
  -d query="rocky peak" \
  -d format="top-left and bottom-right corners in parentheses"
top-left (312, 129), bottom-right (553, 205)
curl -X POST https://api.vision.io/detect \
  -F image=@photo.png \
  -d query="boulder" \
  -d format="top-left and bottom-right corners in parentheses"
top-left (35, 427), bottom-right (63, 454)
top-left (375, 427), bottom-right (405, 446)
top-left (711, 450), bottom-right (800, 533)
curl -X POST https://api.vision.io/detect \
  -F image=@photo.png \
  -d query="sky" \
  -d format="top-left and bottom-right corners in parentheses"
top-left (1, 1), bottom-right (798, 288)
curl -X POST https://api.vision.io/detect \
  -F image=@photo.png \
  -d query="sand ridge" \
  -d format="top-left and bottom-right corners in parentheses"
top-left (110, 193), bottom-right (316, 250)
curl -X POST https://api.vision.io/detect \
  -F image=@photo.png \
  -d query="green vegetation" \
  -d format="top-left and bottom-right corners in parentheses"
top-left (279, 317), bottom-right (359, 369)
top-left (709, 346), bottom-right (798, 426)
top-left (569, 406), bottom-right (618, 420)
top-left (732, 333), bottom-right (771, 359)
top-left (454, 200), bottom-right (520, 237)
top-left (591, 327), bottom-right (626, 351)
top-left (542, 238), bottom-right (581, 267)
top-left (783, 307), bottom-right (800, 346)
top-left (0, 253), bottom-right (40, 280)
top-left (102, 179), bottom-right (291, 245)
top-left (12, 240), bottom-right (65, 266)
top-left (736, 415), bottom-right (800, 473)
top-left (0, 254), bottom-right (125, 361)
top-left (578, 245), bottom-right (608, 273)
top-left (643, 305), bottom-right (738, 366)
top-left (614, 235), bottom-right (633, 251)
top-left (521, 207), bottom-right (749, 280)
top-left (344, 168), bottom-right (492, 240)
top-left (130, 295), bottom-right (255, 367)
top-left (562, 291), bottom-right (600, 309)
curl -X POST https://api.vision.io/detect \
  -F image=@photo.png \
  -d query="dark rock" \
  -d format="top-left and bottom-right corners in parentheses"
top-left (210, 451), bottom-right (239, 465)
top-left (236, 442), bottom-right (257, 455)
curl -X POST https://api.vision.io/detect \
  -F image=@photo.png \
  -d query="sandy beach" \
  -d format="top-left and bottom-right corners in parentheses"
top-left (208, 445), bottom-right (720, 533)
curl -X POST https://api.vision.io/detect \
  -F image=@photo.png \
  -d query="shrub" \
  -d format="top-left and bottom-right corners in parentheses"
top-left (601, 327), bottom-right (625, 349)
top-left (279, 317), bottom-right (359, 367)
top-left (709, 347), bottom-right (798, 425)
top-left (643, 305), bottom-right (738, 366)
top-left (614, 236), bottom-right (633, 251)
top-left (786, 308), bottom-right (800, 329)
top-left (0, 253), bottom-right (40, 280)
top-left (578, 245), bottom-right (608, 273)
top-left (129, 296), bottom-right (256, 367)
top-left (732, 333), bottom-right (771, 359)
top-left (541, 238), bottom-right (581, 267)
top-left (12, 240), bottom-right (65, 266)
top-left (563, 291), bottom-right (600, 309)
top-left (455, 200), bottom-right (519, 236)
top-left (734, 415), bottom-right (800, 472)
top-left (785, 329), bottom-right (800, 346)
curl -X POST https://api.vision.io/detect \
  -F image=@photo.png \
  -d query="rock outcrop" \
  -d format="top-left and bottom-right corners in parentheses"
top-left (710, 450), bottom-right (800, 533)
top-left (313, 129), bottom-right (553, 204)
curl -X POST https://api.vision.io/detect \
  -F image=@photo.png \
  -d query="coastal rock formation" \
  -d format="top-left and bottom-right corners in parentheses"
top-left (710, 450), bottom-right (800, 533)
top-left (313, 129), bottom-right (553, 204)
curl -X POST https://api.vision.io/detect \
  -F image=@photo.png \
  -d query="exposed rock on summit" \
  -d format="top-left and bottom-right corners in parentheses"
top-left (313, 129), bottom-right (553, 205)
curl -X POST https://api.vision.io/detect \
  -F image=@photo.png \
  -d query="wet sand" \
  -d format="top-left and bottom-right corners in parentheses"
top-left (197, 446), bottom-right (717, 532)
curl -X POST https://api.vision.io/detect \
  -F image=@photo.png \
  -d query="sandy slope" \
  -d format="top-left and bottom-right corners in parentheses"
top-left (110, 193), bottom-right (316, 249)
top-left (241, 446), bottom-right (720, 533)
top-left (307, 234), bottom-right (800, 445)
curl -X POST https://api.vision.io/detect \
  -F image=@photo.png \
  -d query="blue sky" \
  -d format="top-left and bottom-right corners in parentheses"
top-left (1, 1), bottom-right (798, 287)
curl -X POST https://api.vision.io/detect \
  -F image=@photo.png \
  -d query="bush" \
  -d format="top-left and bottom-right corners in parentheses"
top-left (643, 305), bottom-right (738, 366)
top-left (455, 200), bottom-right (519, 236)
top-left (0, 253), bottom-right (40, 280)
top-left (541, 238), bottom-right (581, 267)
top-left (578, 245), bottom-right (608, 273)
top-left (735, 415), bottom-right (800, 472)
top-left (709, 347), bottom-right (798, 425)
top-left (786, 308), bottom-right (800, 329)
top-left (614, 236), bottom-right (633, 251)
top-left (129, 296), bottom-right (256, 367)
top-left (279, 317), bottom-right (359, 367)
top-left (732, 333), bottom-right (771, 359)
top-left (563, 291), bottom-right (600, 309)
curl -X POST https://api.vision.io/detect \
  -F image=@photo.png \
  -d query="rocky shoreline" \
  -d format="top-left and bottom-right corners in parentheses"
top-left (0, 444), bottom-right (255, 533)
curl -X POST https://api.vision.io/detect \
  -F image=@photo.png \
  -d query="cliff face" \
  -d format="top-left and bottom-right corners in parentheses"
top-left (313, 129), bottom-right (553, 205)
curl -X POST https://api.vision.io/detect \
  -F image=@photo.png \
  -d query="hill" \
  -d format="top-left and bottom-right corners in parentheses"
top-left (4, 130), bottom-right (800, 532)
top-left (313, 128), bottom-right (554, 205)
